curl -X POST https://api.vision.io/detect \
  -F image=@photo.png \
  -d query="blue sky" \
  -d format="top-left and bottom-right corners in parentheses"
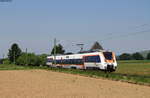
top-left (0, 0), bottom-right (150, 57)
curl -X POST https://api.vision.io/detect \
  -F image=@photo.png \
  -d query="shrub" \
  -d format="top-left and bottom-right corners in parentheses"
top-left (118, 53), bottom-right (132, 60)
top-left (147, 53), bottom-right (150, 60)
top-left (16, 53), bottom-right (41, 66)
top-left (132, 52), bottom-right (144, 60)
top-left (38, 54), bottom-right (47, 66)
top-left (16, 53), bottom-right (47, 66)
top-left (2, 58), bottom-right (10, 64)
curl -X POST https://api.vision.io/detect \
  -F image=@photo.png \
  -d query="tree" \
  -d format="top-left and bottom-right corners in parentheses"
top-left (38, 54), bottom-right (48, 66)
top-left (90, 41), bottom-right (103, 50)
top-left (118, 53), bottom-right (132, 60)
top-left (132, 52), bottom-right (144, 60)
top-left (51, 44), bottom-right (65, 54)
top-left (8, 43), bottom-right (22, 63)
top-left (0, 59), bottom-right (3, 64)
top-left (147, 52), bottom-right (150, 60)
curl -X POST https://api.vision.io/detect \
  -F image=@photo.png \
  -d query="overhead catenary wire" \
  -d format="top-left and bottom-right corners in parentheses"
top-left (99, 23), bottom-right (150, 41)
top-left (54, 24), bottom-right (150, 53)
top-left (101, 29), bottom-right (150, 41)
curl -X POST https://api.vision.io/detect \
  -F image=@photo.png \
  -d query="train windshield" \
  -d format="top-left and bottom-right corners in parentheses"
top-left (103, 52), bottom-right (113, 60)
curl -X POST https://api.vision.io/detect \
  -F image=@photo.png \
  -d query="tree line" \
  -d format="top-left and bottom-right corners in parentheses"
top-left (1, 43), bottom-right (65, 66)
top-left (117, 52), bottom-right (150, 60)
top-left (1, 43), bottom-right (150, 65)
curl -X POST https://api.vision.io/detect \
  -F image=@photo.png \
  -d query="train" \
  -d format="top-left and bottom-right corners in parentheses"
top-left (46, 50), bottom-right (117, 72)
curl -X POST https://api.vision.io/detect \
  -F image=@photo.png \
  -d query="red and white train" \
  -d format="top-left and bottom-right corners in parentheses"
top-left (46, 50), bottom-right (117, 72)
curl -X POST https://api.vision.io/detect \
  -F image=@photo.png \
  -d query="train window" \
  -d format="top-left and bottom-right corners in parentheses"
top-left (56, 60), bottom-right (59, 64)
top-left (62, 59), bottom-right (65, 64)
top-left (47, 58), bottom-right (53, 62)
top-left (79, 59), bottom-right (84, 64)
top-left (66, 59), bottom-right (70, 64)
top-left (103, 52), bottom-right (112, 60)
top-left (84, 56), bottom-right (100, 62)
top-left (57, 60), bottom-right (61, 64)
top-left (70, 59), bottom-right (74, 64)
top-left (64, 59), bottom-right (67, 64)
top-left (76, 59), bottom-right (83, 64)
top-left (52, 59), bottom-right (84, 65)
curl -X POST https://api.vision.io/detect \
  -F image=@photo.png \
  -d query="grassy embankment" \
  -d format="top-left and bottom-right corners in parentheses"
top-left (0, 60), bottom-right (150, 86)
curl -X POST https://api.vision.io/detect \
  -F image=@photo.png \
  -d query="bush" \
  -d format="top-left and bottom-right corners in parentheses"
top-left (147, 53), bottom-right (150, 60)
top-left (132, 52), bottom-right (144, 60)
top-left (0, 59), bottom-right (3, 64)
top-left (16, 53), bottom-right (26, 65)
top-left (27, 53), bottom-right (41, 66)
top-left (118, 53), bottom-right (132, 60)
top-left (16, 53), bottom-right (40, 66)
top-left (2, 58), bottom-right (10, 64)
top-left (38, 54), bottom-right (47, 66)
top-left (16, 53), bottom-right (47, 66)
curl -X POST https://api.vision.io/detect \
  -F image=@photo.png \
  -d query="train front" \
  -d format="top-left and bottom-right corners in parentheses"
top-left (103, 52), bottom-right (117, 72)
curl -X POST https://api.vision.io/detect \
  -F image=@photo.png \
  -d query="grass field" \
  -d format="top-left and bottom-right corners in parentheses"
top-left (116, 60), bottom-right (150, 76)
top-left (0, 60), bottom-right (150, 85)
top-left (0, 64), bottom-right (39, 70)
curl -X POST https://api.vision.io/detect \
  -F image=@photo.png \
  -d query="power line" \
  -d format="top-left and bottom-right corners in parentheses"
top-left (101, 29), bottom-right (150, 41)
top-left (50, 24), bottom-right (150, 53)
top-left (135, 24), bottom-right (149, 29)
top-left (76, 44), bottom-right (84, 52)
top-left (100, 23), bottom-right (150, 41)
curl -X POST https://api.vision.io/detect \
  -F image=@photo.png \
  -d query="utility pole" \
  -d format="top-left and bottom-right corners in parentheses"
top-left (54, 38), bottom-right (57, 65)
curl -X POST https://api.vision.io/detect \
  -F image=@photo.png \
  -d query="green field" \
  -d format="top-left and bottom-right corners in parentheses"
top-left (0, 60), bottom-right (150, 86)
top-left (0, 64), bottom-right (38, 70)
top-left (116, 60), bottom-right (150, 76)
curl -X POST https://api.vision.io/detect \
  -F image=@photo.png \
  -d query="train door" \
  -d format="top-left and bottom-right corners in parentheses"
top-left (83, 55), bottom-right (101, 69)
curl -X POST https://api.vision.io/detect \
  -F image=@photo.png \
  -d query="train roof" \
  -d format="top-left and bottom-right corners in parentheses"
top-left (48, 49), bottom-right (112, 57)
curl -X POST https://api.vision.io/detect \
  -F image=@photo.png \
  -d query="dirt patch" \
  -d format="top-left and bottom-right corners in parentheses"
top-left (0, 70), bottom-right (150, 98)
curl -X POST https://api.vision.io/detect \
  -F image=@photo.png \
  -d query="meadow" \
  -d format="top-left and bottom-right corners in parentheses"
top-left (0, 60), bottom-right (150, 85)
top-left (115, 60), bottom-right (150, 76)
